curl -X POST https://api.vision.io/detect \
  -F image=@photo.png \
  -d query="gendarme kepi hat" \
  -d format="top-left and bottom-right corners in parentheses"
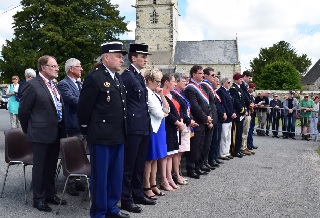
top-left (101, 42), bottom-right (128, 55)
top-left (129, 43), bottom-right (151, 55)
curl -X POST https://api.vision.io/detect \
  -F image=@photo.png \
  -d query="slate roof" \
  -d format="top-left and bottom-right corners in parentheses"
top-left (174, 40), bottom-right (239, 65)
top-left (122, 39), bottom-right (239, 66)
top-left (302, 59), bottom-right (320, 85)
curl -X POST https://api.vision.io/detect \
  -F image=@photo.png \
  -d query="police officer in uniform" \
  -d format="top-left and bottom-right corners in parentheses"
top-left (77, 42), bottom-right (129, 218)
top-left (121, 43), bottom-right (155, 214)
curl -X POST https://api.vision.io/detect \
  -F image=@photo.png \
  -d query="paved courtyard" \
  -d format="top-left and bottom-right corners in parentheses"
top-left (0, 108), bottom-right (319, 218)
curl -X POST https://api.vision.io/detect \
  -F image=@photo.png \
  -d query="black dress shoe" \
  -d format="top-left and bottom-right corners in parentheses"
top-left (33, 201), bottom-right (52, 212)
top-left (67, 183), bottom-right (79, 196)
top-left (133, 196), bottom-right (156, 205)
top-left (208, 161), bottom-right (219, 168)
top-left (106, 211), bottom-right (130, 218)
top-left (291, 137), bottom-right (296, 140)
top-left (215, 159), bottom-right (224, 164)
top-left (186, 172), bottom-right (200, 179)
top-left (234, 152), bottom-right (243, 158)
top-left (227, 155), bottom-right (234, 159)
top-left (200, 165), bottom-right (211, 172)
top-left (252, 145), bottom-right (258, 149)
top-left (46, 195), bottom-right (67, 205)
top-left (195, 168), bottom-right (208, 175)
top-left (121, 203), bottom-right (142, 213)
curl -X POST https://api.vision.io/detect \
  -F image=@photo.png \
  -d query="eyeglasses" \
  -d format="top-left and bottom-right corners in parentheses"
top-left (73, 66), bottom-right (82, 68)
top-left (46, 65), bottom-right (59, 69)
top-left (154, 80), bottom-right (161, 83)
top-left (210, 74), bottom-right (216, 77)
top-left (12, 78), bottom-right (17, 80)
top-left (227, 81), bottom-right (231, 84)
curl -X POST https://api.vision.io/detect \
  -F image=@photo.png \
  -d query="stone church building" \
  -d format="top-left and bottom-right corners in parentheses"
top-left (123, 0), bottom-right (241, 78)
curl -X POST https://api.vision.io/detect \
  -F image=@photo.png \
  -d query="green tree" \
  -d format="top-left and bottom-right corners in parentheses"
top-left (257, 61), bottom-right (302, 90)
top-left (250, 41), bottom-right (311, 88)
top-left (0, 0), bottom-right (128, 83)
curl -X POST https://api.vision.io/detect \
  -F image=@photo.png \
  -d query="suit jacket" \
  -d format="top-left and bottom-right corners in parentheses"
top-left (184, 82), bottom-right (211, 131)
top-left (200, 82), bottom-right (218, 125)
top-left (229, 83), bottom-right (246, 120)
top-left (77, 65), bottom-right (126, 145)
top-left (57, 76), bottom-right (81, 135)
top-left (18, 75), bottom-right (66, 143)
top-left (121, 64), bottom-right (151, 135)
top-left (216, 86), bottom-right (235, 123)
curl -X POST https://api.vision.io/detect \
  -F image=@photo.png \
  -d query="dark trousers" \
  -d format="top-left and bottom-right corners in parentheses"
top-left (247, 116), bottom-right (255, 148)
top-left (231, 120), bottom-right (244, 156)
top-left (90, 144), bottom-right (124, 218)
top-left (208, 124), bottom-right (222, 162)
top-left (272, 113), bottom-right (280, 136)
top-left (185, 129), bottom-right (205, 173)
top-left (283, 115), bottom-right (296, 138)
top-left (32, 140), bottom-right (60, 202)
top-left (121, 134), bottom-right (149, 205)
top-left (201, 126), bottom-right (213, 166)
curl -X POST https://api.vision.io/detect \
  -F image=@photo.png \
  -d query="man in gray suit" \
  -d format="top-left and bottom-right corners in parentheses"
top-left (19, 55), bottom-right (67, 212)
top-left (57, 58), bottom-right (86, 196)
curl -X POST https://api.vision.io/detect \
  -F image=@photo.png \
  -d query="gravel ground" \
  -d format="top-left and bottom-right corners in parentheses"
top-left (0, 108), bottom-right (320, 218)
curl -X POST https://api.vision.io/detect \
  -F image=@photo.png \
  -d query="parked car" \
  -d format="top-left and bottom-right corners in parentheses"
top-left (0, 87), bottom-right (9, 109)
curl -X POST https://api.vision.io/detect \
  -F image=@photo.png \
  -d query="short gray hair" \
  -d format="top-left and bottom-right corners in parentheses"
top-left (220, 77), bottom-right (229, 85)
top-left (25, 68), bottom-right (36, 78)
top-left (65, 58), bottom-right (81, 73)
top-left (174, 72), bottom-right (184, 82)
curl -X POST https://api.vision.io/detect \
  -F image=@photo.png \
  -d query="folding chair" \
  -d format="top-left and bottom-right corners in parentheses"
top-left (56, 136), bottom-right (91, 214)
top-left (0, 128), bottom-right (33, 205)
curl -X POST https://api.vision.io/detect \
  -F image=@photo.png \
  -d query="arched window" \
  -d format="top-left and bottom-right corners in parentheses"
top-left (153, 0), bottom-right (157, 4)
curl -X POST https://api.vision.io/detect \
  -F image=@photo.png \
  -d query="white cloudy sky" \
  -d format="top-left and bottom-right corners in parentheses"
top-left (1, 0), bottom-right (319, 71)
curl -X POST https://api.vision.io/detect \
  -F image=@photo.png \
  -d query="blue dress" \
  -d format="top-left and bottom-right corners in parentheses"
top-left (146, 94), bottom-right (167, 161)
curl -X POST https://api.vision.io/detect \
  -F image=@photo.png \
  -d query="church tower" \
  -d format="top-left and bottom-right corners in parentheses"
top-left (134, 0), bottom-right (179, 66)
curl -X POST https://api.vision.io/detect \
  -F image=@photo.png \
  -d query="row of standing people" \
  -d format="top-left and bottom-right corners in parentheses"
top-left (17, 42), bottom-right (258, 218)
top-left (254, 90), bottom-right (319, 141)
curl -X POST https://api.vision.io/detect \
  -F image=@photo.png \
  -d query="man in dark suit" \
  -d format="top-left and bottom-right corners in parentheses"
top-left (77, 42), bottom-right (129, 218)
top-left (216, 77), bottom-right (237, 160)
top-left (229, 73), bottom-right (246, 158)
top-left (19, 55), bottom-right (67, 212)
top-left (120, 43), bottom-right (155, 214)
top-left (57, 58), bottom-right (86, 196)
top-left (207, 76), bottom-right (227, 167)
top-left (184, 65), bottom-right (212, 179)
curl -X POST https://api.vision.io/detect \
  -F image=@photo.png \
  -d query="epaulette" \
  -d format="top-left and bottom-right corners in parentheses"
top-left (124, 68), bottom-right (130, 71)
top-left (230, 86), bottom-right (236, 89)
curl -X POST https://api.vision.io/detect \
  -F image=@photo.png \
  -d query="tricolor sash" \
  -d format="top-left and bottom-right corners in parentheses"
top-left (201, 80), bottom-right (222, 103)
top-left (185, 82), bottom-right (209, 105)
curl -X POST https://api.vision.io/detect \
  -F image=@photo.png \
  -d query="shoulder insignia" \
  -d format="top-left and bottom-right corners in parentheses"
top-left (104, 82), bottom-right (110, 87)
top-left (230, 86), bottom-right (235, 89)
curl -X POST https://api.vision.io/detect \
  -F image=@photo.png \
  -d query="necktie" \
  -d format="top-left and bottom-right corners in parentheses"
top-left (114, 75), bottom-right (120, 86)
top-left (48, 81), bottom-right (63, 122)
top-left (76, 81), bottom-right (82, 91)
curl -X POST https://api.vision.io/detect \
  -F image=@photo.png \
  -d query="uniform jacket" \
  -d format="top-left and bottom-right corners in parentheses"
top-left (216, 86), bottom-right (235, 123)
top-left (18, 74), bottom-right (66, 143)
top-left (121, 64), bottom-right (151, 135)
top-left (77, 65), bottom-right (126, 145)
top-left (184, 81), bottom-right (211, 131)
top-left (57, 76), bottom-right (81, 135)
top-left (229, 83), bottom-right (246, 121)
